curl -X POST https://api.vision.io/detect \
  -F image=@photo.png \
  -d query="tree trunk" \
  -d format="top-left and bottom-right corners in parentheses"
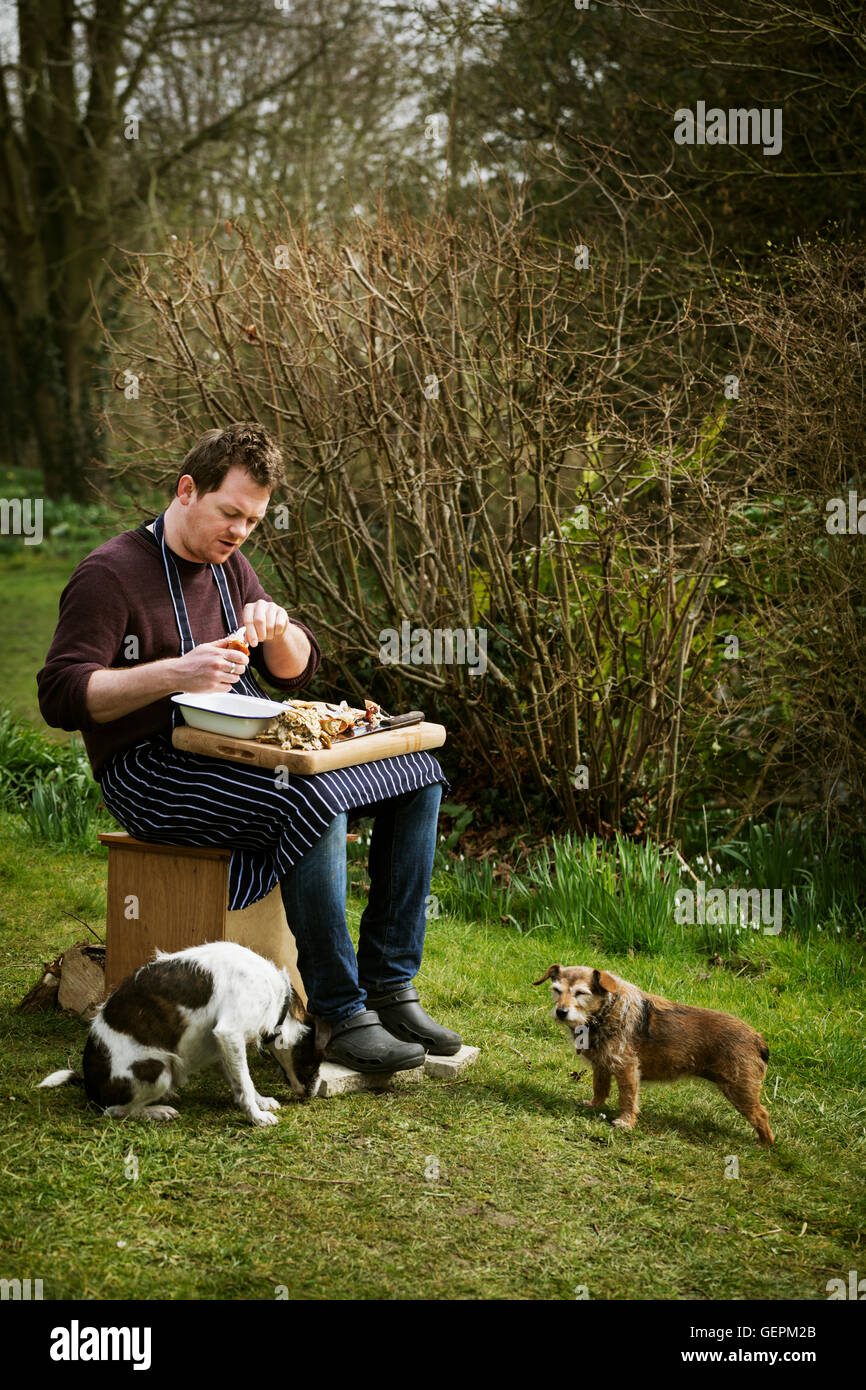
top-left (0, 0), bottom-right (361, 498)
top-left (18, 315), bottom-right (105, 501)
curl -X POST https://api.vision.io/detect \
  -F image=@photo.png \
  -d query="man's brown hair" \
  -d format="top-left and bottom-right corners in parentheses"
top-left (176, 422), bottom-right (285, 497)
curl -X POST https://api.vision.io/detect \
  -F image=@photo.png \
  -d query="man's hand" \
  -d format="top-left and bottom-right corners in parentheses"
top-left (240, 601), bottom-right (311, 680)
top-left (238, 600), bottom-right (290, 648)
top-left (85, 608), bottom-right (311, 724)
top-left (174, 638), bottom-right (250, 692)
top-left (85, 639), bottom-right (251, 723)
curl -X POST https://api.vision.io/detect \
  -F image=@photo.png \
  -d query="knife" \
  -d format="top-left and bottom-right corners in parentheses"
top-left (347, 710), bottom-right (425, 738)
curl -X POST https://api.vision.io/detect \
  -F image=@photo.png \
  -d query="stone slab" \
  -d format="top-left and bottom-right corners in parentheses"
top-left (313, 1044), bottom-right (481, 1097)
top-left (423, 1045), bottom-right (481, 1079)
top-left (315, 1060), bottom-right (424, 1098)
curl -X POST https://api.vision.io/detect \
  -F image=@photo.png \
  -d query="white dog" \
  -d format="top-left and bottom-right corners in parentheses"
top-left (38, 942), bottom-right (323, 1126)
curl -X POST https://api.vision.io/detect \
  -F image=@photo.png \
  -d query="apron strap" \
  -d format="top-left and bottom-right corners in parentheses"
top-left (153, 512), bottom-right (195, 655)
top-left (153, 511), bottom-right (268, 708)
top-left (211, 559), bottom-right (268, 700)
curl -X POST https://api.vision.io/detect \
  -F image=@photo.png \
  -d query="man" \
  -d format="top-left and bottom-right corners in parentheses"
top-left (38, 422), bottom-right (461, 1071)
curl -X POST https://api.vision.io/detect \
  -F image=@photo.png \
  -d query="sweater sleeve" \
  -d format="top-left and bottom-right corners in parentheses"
top-left (235, 552), bottom-right (322, 692)
top-left (37, 554), bottom-right (131, 733)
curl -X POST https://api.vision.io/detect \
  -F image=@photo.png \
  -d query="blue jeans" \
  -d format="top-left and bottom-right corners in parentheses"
top-left (279, 780), bottom-right (442, 1023)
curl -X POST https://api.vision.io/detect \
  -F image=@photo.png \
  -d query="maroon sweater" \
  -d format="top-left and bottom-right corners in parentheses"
top-left (37, 521), bottom-right (321, 778)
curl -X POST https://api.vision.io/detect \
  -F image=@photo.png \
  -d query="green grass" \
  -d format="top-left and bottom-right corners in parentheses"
top-left (1, 473), bottom-right (120, 730)
top-left (0, 824), bottom-right (863, 1301)
top-left (3, 552), bottom-right (95, 730)
top-left (2, 474), bottom-right (863, 1299)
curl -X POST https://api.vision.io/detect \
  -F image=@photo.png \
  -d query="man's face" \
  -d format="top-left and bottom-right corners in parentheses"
top-left (176, 466), bottom-right (271, 564)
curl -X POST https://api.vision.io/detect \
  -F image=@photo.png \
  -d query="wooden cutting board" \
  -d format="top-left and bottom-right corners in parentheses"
top-left (172, 721), bottom-right (447, 775)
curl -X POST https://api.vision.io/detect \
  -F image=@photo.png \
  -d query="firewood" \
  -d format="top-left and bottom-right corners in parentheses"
top-left (57, 942), bottom-right (106, 1020)
top-left (16, 954), bottom-right (64, 1012)
top-left (17, 941), bottom-right (106, 1020)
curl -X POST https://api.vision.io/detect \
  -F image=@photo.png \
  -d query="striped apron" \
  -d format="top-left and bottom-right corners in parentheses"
top-left (98, 513), bottom-right (448, 910)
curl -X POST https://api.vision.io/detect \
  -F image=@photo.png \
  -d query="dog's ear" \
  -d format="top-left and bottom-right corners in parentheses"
top-left (591, 969), bottom-right (619, 995)
top-left (532, 964), bottom-right (561, 986)
top-left (309, 1014), bottom-right (331, 1055)
top-left (288, 990), bottom-right (308, 1024)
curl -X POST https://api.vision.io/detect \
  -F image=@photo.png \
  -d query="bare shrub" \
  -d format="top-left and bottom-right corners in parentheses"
top-left (702, 241), bottom-right (866, 832)
top-left (98, 194), bottom-right (855, 834)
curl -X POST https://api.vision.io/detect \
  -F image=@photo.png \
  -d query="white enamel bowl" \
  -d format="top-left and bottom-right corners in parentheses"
top-left (171, 692), bottom-right (286, 739)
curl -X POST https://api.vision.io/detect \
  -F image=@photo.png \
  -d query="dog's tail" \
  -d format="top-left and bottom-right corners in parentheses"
top-left (37, 1069), bottom-right (84, 1089)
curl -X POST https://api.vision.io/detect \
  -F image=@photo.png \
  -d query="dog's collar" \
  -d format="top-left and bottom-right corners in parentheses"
top-left (263, 987), bottom-right (292, 1045)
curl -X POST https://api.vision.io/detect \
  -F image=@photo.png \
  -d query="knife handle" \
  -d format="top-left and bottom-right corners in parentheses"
top-left (382, 711), bottom-right (425, 729)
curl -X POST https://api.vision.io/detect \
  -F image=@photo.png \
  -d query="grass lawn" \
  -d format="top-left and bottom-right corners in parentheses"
top-left (2, 488), bottom-right (863, 1301)
top-left (2, 488), bottom-right (120, 732)
top-left (0, 825), bottom-right (862, 1301)
top-left (4, 551), bottom-right (97, 732)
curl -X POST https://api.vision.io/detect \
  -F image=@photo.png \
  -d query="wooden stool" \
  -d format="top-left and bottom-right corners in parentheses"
top-left (97, 832), bottom-right (306, 1003)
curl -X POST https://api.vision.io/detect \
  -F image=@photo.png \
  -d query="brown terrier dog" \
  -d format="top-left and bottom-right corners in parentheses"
top-left (533, 965), bottom-right (774, 1145)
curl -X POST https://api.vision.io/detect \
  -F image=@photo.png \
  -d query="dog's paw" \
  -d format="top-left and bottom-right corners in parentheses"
top-left (248, 1108), bottom-right (279, 1127)
top-left (611, 1115), bottom-right (636, 1130)
top-left (255, 1095), bottom-right (281, 1112)
top-left (143, 1105), bottom-right (179, 1122)
top-left (579, 1099), bottom-right (605, 1109)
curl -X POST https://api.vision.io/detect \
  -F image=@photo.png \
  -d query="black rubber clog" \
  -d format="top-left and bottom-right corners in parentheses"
top-left (363, 986), bottom-right (463, 1056)
top-left (324, 1009), bottom-right (426, 1073)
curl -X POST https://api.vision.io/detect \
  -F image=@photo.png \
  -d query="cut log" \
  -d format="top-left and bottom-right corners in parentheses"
top-left (16, 954), bottom-right (64, 1012)
top-left (17, 941), bottom-right (106, 1020)
top-left (57, 942), bottom-right (105, 1019)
